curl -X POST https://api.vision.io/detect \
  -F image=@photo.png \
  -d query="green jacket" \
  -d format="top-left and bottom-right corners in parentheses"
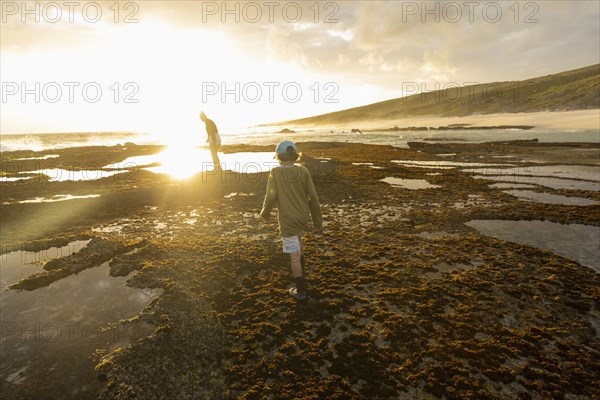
top-left (260, 164), bottom-right (323, 237)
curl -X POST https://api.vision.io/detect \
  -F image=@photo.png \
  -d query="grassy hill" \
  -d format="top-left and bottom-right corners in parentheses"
top-left (281, 64), bottom-right (600, 126)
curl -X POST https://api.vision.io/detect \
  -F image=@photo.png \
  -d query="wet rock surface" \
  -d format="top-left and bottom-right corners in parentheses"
top-left (1, 141), bottom-right (599, 399)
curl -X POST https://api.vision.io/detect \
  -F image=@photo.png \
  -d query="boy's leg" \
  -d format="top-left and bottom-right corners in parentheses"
top-left (298, 235), bottom-right (305, 276)
top-left (283, 236), bottom-right (307, 298)
top-left (290, 251), bottom-right (307, 296)
top-left (290, 250), bottom-right (302, 278)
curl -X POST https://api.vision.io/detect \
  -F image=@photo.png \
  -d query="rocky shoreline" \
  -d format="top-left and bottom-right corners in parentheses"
top-left (370, 124), bottom-right (536, 132)
top-left (1, 140), bottom-right (599, 399)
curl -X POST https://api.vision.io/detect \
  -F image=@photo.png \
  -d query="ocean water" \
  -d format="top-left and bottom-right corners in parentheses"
top-left (0, 132), bottom-right (156, 152)
top-left (1, 127), bottom-right (599, 152)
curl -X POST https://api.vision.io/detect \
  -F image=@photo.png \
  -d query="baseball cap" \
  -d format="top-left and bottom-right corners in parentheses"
top-left (275, 140), bottom-right (297, 156)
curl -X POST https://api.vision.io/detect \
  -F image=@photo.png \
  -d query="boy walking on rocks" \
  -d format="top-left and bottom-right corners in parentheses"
top-left (260, 140), bottom-right (323, 301)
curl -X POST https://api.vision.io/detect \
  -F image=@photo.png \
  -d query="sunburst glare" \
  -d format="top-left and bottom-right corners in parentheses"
top-left (146, 146), bottom-right (212, 179)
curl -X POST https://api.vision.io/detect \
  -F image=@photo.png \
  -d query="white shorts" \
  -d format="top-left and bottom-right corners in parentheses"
top-left (281, 235), bottom-right (301, 253)
top-left (209, 134), bottom-right (221, 148)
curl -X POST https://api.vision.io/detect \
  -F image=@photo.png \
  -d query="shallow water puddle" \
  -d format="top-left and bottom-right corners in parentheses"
top-left (392, 162), bottom-right (454, 170)
top-left (474, 175), bottom-right (600, 191)
top-left (109, 149), bottom-right (277, 178)
top-left (489, 183), bottom-right (536, 189)
top-left (468, 164), bottom-right (600, 181)
top-left (153, 151), bottom-right (276, 175)
top-left (91, 224), bottom-right (124, 233)
top-left (0, 176), bottom-right (32, 182)
top-left (352, 162), bottom-right (384, 170)
top-left (0, 241), bottom-right (162, 398)
top-left (503, 190), bottom-right (598, 206)
top-left (381, 177), bottom-right (441, 189)
top-left (392, 160), bottom-right (513, 169)
top-left (19, 151), bottom-right (277, 182)
top-left (465, 220), bottom-right (600, 272)
top-left (17, 194), bottom-right (100, 204)
top-left (21, 168), bottom-right (122, 182)
top-left (1, 241), bottom-right (90, 289)
top-left (224, 192), bottom-right (252, 199)
top-left (14, 154), bottom-right (59, 161)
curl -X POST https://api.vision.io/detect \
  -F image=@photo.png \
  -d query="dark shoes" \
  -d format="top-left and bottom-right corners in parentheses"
top-left (288, 287), bottom-right (307, 301)
top-left (289, 276), bottom-right (308, 301)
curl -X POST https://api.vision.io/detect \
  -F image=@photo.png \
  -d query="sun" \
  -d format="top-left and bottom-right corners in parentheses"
top-left (147, 145), bottom-right (216, 180)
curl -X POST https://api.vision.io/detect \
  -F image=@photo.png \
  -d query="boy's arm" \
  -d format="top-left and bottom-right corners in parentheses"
top-left (305, 169), bottom-right (323, 230)
top-left (260, 171), bottom-right (277, 220)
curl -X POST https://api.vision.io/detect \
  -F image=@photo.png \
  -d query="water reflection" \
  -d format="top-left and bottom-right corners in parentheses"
top-left (466, 220), bottom-right (600, 271)
top-left (502, 190), bottom-right (598, 206)
top-left (109, 147), bottom-right (277, 179)
top-left (392, 160), bottom-right (514, 169)
top-left (468, 164), bottom-right (600, 181)
top-left (0, 241), bottom-right (161, 399)
top-left (21, 168), bottom-right (121, 182)
top-left (16, 194), bottom-right (100, 204)
top-left (475, 175), bottom-right (600, 191)
top-left (381, 177), bottom-right (441, 190)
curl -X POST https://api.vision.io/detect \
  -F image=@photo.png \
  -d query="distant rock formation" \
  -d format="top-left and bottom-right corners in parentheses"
top-left (278, 64), bottom-right (600, 126)
top-left (378, 125), bottom-right (534, 132)
top-left (408, 138), bottom-right (539, 149)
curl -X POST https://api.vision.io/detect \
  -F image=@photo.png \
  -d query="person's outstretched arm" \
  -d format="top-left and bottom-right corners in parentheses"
top-left (260, 171), bottom-right (277, 220)
top-left (305, 169), bottom-right (323, 230)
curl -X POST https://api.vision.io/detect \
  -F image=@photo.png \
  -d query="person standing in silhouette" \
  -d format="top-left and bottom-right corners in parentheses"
top-left (200, 111), bottom-right (221, 168)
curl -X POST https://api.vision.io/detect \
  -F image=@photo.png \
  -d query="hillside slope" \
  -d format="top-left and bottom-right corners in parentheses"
top-left (281, 64), bottom-right (600, 126)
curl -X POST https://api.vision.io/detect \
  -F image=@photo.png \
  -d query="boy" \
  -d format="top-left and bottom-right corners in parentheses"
top-left (260, 140), bottom-right (323, 301)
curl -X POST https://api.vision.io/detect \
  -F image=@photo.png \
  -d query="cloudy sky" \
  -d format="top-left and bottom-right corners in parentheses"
top-left (1, 0), bottom-right (599, 137)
